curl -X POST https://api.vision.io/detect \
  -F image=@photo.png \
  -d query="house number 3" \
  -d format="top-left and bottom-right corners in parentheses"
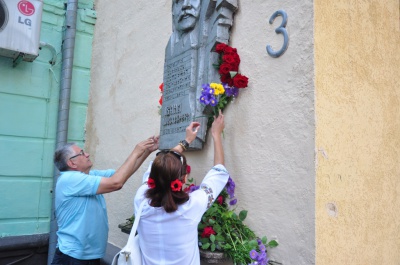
top-left (266, 10), bottom-right (289, 58)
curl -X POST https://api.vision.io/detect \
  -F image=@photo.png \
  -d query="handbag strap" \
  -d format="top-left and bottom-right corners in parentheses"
top-left (126, 199), bottom-right (146, 245)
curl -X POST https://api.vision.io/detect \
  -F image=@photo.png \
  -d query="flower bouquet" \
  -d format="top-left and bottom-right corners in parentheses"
top-left (185, 177), bottom-right (279, 265)
top-left (199, 43), bottom-right (249, 128)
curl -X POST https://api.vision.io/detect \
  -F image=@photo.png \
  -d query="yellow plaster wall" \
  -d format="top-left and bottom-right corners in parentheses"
top-left (315, 0), bottom-right (400, 264)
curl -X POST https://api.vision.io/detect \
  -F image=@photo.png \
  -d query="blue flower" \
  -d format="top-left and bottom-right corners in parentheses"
top-left (249, 249), bottom-right (258, 259)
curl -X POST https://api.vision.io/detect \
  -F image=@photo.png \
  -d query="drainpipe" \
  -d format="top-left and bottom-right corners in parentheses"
top-left (47, 0), bottom-right (78, 264)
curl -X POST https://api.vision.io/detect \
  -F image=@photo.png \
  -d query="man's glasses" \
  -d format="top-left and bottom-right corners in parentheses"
top-left (156, 150), bottom-right (185, 164)
top-left (69, 150), bottom-right (85, 160)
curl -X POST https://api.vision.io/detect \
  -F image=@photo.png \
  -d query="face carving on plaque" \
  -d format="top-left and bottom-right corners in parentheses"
top-left (172, 0), bottom-right (201, 34)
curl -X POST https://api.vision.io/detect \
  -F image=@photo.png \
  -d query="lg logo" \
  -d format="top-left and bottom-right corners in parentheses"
top-left (18, 1), bottom-right (35, 16)
top-left (17, 0), bottom-right (35, 26)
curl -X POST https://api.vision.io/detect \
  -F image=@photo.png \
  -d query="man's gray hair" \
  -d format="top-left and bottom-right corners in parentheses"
top-left (54, 143), bottom-right (76, 172)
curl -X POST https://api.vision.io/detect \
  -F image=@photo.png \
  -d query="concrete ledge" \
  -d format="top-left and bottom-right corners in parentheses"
top-left (0, 233), bottom-right (49, 251)
top-left (0, 234), bottom-right (49, 264)
top-left (100, 242), bottom-right (121, 265)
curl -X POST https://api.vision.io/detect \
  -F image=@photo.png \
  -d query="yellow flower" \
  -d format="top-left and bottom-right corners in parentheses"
top-left (210, 83), bottom-right (225, 95)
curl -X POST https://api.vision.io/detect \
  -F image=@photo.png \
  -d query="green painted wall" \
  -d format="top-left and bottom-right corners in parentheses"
top-left (0, 0), bottom-right (96, 237)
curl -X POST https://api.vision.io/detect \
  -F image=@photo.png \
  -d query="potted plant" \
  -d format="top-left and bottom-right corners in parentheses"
top-left (184, 177), bottom-right (279, 265)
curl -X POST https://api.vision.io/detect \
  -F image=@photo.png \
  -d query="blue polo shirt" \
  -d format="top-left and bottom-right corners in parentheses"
top-left (55, 169), bottom-right (115, 259)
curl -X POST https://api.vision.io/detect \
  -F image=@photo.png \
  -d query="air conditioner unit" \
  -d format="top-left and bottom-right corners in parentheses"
top-left (0, 0), bottom-right (43, 62)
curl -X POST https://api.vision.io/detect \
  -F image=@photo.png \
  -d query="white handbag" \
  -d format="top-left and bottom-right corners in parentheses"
top-left (111, 200), bottom-right (146, 265)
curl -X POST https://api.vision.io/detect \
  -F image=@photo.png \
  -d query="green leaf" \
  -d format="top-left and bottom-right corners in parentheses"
top-left (238, 210), bottom-right (248, 221)
top-left (202, 243), bottom-right (210, 249)
top-left (211, 243), bottom-right (216, 251)
top-left (215, 235), bottom-right (225, 242)
top-left (210, 234), bottom-right (216, 242)
top-left (262, 236), bottom-right (267, 244)
top-left (200, 238), bottom-right (210, 244)
top-left (248, 239), bottom-right (258, 249)
top-left (229, 71), bottom-right (238, 78)
top-left (268, 240), bottom-right (279, 248)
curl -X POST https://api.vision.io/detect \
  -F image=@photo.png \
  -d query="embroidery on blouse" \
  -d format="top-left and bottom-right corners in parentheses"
top-left (200, 185), bottom-right (214, 209)
top-left (212, 166), bottom-right (228, 174)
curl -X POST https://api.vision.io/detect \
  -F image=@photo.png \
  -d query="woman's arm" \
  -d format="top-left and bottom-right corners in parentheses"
top-left (171, 122), bottom-right (200, 153)
top-left (211, 110), bottom-right (224, 166)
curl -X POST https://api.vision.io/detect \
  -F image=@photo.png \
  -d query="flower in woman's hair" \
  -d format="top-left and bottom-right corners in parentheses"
top-left (201, 226), bottom-right (216, 238)
top-left (186, 165), bottom-right (191, 174)
top-left (233, 73), bottom-right (249, 88)
top-left (147, 178), bottom-right (156, 189)
top-left (170, 179), bottom-right (183, 191)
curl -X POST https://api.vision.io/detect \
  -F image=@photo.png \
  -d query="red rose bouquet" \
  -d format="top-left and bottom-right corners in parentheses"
top-left (199, 43), bottom-right (249, 128)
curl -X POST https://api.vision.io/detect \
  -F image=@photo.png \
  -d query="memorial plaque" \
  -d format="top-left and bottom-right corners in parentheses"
top-left (159, 0), bottom-right (238, 150)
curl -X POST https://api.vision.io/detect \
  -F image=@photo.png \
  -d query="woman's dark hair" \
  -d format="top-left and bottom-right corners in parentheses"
top-left (146, 151), bottom-right (189, 213)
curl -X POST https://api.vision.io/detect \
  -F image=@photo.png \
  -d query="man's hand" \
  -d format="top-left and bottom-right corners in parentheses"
top-left (134, 138), bottom-right (156, 156)
top-left (147, 135), bottom-right (160, 152)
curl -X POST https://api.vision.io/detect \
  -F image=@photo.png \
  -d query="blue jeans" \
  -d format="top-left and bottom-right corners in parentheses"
top-left (51, 248), bottom-right (100, 265)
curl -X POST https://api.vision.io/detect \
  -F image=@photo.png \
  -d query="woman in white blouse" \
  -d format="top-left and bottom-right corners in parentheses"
top-left (134, 111), bottom-right (229, 265)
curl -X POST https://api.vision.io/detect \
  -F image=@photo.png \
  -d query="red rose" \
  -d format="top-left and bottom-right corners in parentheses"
top-left (223, 46), bottom-right (235, 54)
top-left (233, 74), bottom-right (249, 88)
top-left (217, 195), bottom-right (223, 205)
top-left (222, 54), bottom-right (236, 64)
top-left (159, 95), bottom-right (163, 105)
top-left (201, 226), bottom-right (216, 238)
top-left (219, 63), bottom-right (232, 75)
top-left (186, 165), bottom-right (191, 174)
top-left (230, 63), bottom-right (239, 72)
top-left (220, 74), bottom-right (234, 86)
top-left (215, 43), bottom-right (227, 53)
top-left (232, 53), bottom-right (240, 65)
top-left (159, 83), bottom-right (164, 92)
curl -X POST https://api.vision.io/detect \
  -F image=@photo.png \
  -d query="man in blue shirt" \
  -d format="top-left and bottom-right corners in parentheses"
top-left (51, 136), bottom-right (159, 265)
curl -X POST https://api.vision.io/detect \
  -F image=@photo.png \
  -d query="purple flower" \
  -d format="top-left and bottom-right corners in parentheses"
top-left (209, 95), bottom-right (218, 106)
top-left (199, 84), bottom-right (218, 106)
top-left (229, 198), bottom-right (237, 205)
top-left (249, 250), bottom-right (258, 259)
top-left (259, 244), bottom-right (266, 252)
top-left (226, 177), bottom-right (236, 199)
top-left (190, 185), bottom-right (200, 192)
top-left (223, 83), bottom-right (239, 97)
